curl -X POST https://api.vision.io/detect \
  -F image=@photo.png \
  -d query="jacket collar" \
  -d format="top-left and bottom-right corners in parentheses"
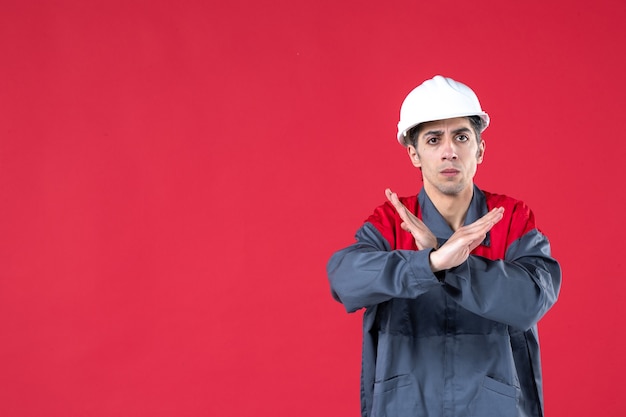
top-left (418, 184), bottom-right (491, 247)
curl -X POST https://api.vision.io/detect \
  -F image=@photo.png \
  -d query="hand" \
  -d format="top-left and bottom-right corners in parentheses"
top-left (429, 207), bottom-right (504, 272)
top-left (385, 188), bottom-right (438, 250)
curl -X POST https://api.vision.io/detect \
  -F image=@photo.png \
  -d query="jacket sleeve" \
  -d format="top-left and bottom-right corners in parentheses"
top-left (442, 229), bottom-right (561, 330)
top-left (327, 222), bottom-right (441, 313)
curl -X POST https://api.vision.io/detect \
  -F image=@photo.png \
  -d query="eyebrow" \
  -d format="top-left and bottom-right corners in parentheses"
top-left (422, 129), bottom-right (444, 137)
top-left (452, 127), bottom-right (473, 135)
top-left (422, 127), bottom-right (473, 137)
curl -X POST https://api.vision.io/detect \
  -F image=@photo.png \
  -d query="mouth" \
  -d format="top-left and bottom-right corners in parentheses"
top-left (440, 168), bottom-right (460, 177)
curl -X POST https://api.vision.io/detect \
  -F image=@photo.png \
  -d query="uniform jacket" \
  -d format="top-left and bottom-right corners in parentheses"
top-left (327, 186), bottom-right (561, 417)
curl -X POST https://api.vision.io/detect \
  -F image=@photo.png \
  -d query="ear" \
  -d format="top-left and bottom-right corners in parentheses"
top-left (476, 140), bottom-right (486, 164)
top-left (407, 145), bottom-right (421, 168)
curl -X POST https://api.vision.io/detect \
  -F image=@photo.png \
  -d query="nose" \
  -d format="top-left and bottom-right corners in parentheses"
top-left (441, 138), bottom-right (458, 160)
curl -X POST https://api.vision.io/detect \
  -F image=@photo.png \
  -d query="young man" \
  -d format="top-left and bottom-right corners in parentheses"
top-left (327, 75), bottom-right (561, 417)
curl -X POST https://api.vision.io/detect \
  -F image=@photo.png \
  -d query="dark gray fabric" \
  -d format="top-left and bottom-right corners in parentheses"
top-left (327, 192), bottom-right (561, 417)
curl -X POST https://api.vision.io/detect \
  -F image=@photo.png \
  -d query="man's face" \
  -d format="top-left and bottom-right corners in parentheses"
top-left (407, 117), bottom-right (485, 197)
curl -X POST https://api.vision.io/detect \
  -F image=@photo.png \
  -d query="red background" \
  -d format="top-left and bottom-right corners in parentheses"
top-left (1, 0), bottom-right (624, 416)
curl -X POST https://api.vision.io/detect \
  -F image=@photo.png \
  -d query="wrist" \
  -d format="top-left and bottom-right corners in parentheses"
top-left (429, 249), bottom-right (444, 273)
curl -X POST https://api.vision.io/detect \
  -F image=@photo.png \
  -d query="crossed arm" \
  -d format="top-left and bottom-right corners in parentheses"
top-left (327, 189), bottom-right (561, 328)
top-left (384, 188), bottom-right (504, 272)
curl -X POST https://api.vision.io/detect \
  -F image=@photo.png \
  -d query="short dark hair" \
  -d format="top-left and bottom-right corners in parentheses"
top-left (406, 115), bottom-right (484, 148)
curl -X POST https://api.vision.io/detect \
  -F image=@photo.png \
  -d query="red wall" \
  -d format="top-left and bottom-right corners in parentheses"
top-left (1, 0), bottom-right (624, 416)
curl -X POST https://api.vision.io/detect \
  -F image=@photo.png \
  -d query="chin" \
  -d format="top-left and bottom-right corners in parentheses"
top-left (437, 184), bottom-right (468, 196)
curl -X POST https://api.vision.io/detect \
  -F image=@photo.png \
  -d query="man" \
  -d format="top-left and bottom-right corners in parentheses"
top-left (327, 75), bottom-right (561, 417)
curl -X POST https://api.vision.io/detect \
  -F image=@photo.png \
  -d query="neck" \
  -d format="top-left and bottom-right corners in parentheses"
top-left (424, 183), bottom-right (474, 231)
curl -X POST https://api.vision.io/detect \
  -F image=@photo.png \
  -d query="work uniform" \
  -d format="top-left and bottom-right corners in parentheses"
top-left (327, 185), bottom-right (561, 417)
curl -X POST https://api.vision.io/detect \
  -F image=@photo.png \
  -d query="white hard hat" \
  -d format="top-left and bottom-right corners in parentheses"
top-left (397, 75), bottom-right (490, 146)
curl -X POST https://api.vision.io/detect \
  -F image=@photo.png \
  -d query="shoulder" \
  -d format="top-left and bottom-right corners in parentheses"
top-left (481, 189), bottom-right (537, 236)
top-left (482, 189), bottom-right (523, 208)
top-left (364, 194), bottom-right (418, 250)
top-left (482, 190), bottom-right (532, 215)
top-left (365, 195), bottom-right (417, 225)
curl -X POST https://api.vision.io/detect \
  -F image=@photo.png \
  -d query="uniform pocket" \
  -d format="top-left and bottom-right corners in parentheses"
top-left (371, 374), bottom-right (417, 417)
top-left (469, 376), bottom-right (518, 417)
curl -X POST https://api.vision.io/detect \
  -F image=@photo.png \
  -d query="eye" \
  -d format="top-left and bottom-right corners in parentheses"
top-left (426, 136), bottom-right (439, 145)
top-left (456, 134), bottom-right (470, 142)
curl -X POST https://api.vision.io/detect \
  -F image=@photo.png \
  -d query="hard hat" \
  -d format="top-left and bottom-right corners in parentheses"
top-left (397, 75), bottom-right (490, 146)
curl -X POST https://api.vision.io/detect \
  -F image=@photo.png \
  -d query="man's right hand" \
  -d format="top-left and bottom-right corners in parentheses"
top-left (385, 188), bottom-right (438, 250)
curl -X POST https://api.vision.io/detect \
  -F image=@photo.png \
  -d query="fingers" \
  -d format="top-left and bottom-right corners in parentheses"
top-left (465, 207), bottom-right (504, 232)
top-left (385, 188), bottom-right (412, 224)
top-left (480, 207), bottom-right (504, 231)
top-left (386, 189), bottom-right (438, 250)
top-left (485, 207), bottom-right (504, 223)
top-left (385, 188), bottom-right (404, 213)
top-left (453, 207), bottom-right (504, 252)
